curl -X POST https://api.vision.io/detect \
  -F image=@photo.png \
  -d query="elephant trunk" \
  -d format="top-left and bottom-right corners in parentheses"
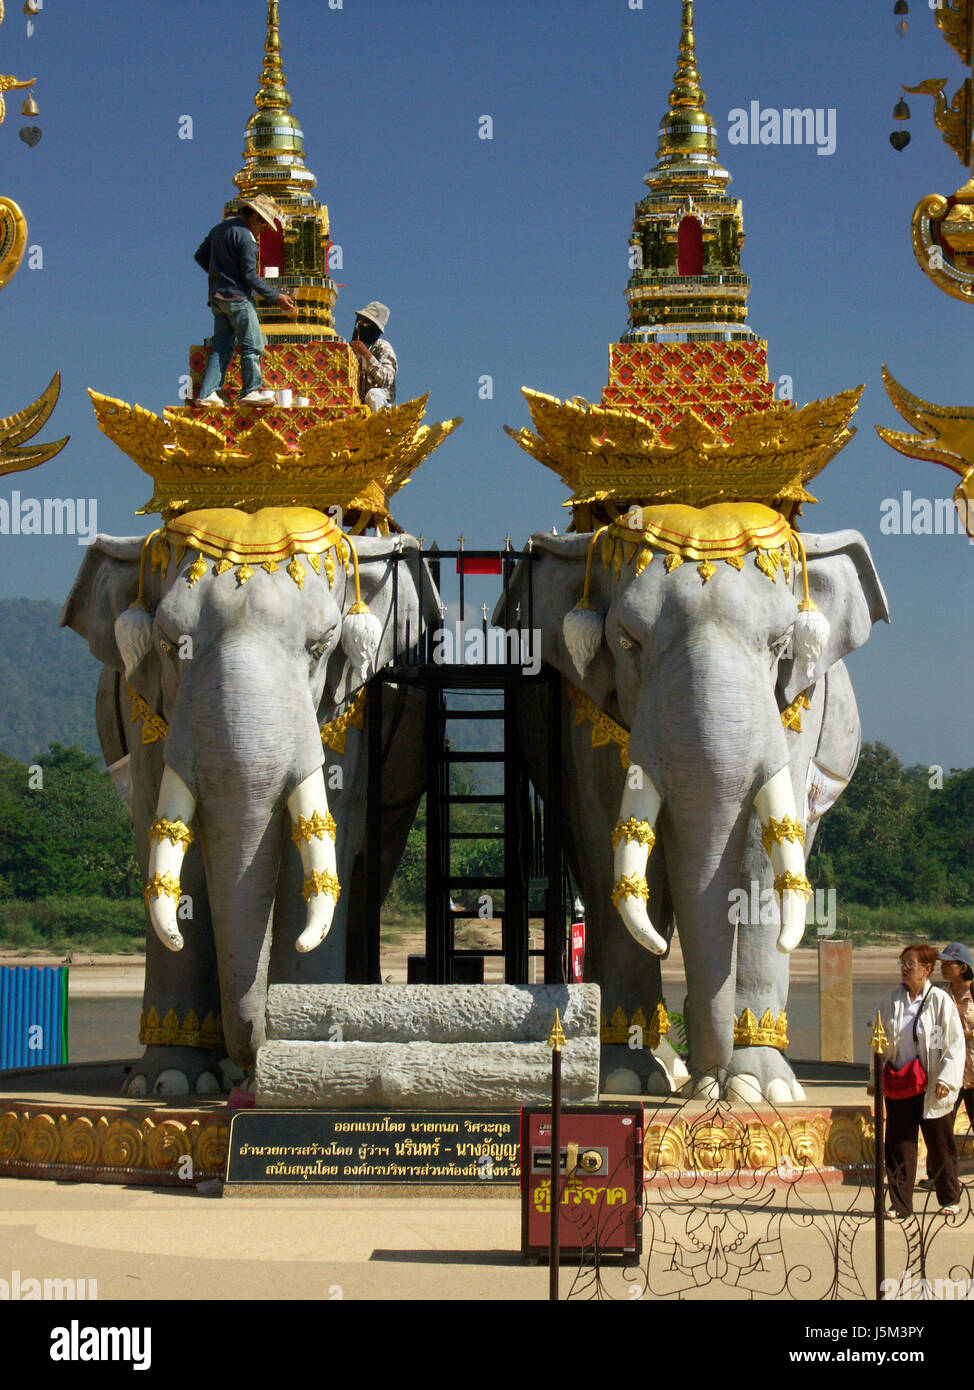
top-left (611, 768), bottom-right (666, 954)
top-left (287, 767), bottom-right (340, 953)
top-left (753, 766), bottom-right (809, 954)
top-left (145, 767), bottom-right (197, 952)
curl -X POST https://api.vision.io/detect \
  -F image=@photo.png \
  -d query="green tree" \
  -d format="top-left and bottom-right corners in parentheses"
top-left (0, 744), bottom-right (140, 901)
top-left (808, 743), bottom-right (925, 905)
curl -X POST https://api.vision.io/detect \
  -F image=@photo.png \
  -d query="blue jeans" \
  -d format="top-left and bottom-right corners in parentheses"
top-left (199, 298), bottom-right (265, 397)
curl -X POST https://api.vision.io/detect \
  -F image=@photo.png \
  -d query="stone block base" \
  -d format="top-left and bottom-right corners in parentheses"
top-left (255, 984), bottom-right (602, 1109)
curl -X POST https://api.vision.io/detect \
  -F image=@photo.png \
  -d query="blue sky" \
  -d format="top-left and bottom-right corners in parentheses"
top-left (1, 0), bottom-right (972, 766)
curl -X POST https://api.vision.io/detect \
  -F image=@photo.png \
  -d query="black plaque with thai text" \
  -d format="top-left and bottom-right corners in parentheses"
top-left (226, 1110), bottom-right (520, 1185)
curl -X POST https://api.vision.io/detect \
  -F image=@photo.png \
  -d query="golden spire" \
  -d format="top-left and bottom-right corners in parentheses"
top-left (669, 0), bottom-right (705, 110)
top-left (649, 0), bottom-right (727, 191)
top-left (255, 0), bottom-right (290, 113)
top-left (234, 0), bottom-right (315, 200)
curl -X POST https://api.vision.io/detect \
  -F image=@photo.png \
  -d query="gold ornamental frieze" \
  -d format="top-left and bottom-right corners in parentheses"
top-left (642, 1110), bottom-right (876, 1176)
top-left (0, 1104), bottom-right (228, 1182)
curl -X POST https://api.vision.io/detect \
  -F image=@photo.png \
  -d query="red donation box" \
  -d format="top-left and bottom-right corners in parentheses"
top-left (520, 1105), bottom-right (643, 1258)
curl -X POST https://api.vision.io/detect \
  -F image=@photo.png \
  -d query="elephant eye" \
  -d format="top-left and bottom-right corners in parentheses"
top-left (308, 640), bottom-right (330, 662)
top-left (770, 625), bottom-right (794, 660)
top-left (618, 632), bottom-right (638, 652)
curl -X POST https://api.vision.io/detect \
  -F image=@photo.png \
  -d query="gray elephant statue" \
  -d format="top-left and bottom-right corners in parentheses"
top-left (62, 509), bottom-right (436, 1095)
top-left (499, 506), bottom-right (888, 1102)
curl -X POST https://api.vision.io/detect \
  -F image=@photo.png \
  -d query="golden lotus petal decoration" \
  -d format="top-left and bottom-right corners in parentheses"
top-left (88, 388), bottom-right (462, 534)
top-left (505, 385), bottom-right (861, 520)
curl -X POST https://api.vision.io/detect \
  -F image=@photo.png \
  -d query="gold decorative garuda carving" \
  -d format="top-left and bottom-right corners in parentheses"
top-left (0, 373), bottom-right (68, 476)
top-left (506, 386), bottom-right (861, 525)
top-left (876, 366), bottom-right (974, 538)
top-left (89, 389), bottom-right (461, 535)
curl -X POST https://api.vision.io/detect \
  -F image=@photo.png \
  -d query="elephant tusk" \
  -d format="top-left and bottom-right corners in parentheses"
top-left (288, 767), bottom-right (339, 953)
top-left (611, 768), bottom-right (666, 955)
top-left (755, 767), bottom-right (811, 954)
top-left (145, 766), bottom-right (196, 953)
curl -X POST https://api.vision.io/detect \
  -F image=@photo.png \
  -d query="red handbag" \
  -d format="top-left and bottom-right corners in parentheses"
top-left (882, 1058), bottom-right (927, 1099)
top-left (882, 990), bottom-right (931, 1100)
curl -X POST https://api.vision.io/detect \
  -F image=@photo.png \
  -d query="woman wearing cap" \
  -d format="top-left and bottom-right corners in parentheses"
top-left (871, 943), bottom-right (965, 1218)
top-left (940, 942), bottom-right (974, 1136)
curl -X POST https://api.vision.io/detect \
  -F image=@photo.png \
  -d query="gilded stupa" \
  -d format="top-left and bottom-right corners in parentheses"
top-left (507, 0), bottom-right (861, 533)
top-left (89, 0), bottom-right (459, 535)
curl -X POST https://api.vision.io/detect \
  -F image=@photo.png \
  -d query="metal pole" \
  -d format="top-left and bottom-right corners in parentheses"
top-left (871, 1010), bottom-right (888, 1301)
top-left (548, 1009), bottom-right (566, 1301)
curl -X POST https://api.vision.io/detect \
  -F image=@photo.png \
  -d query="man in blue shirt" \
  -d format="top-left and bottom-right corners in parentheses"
top-left (194, 195), bottom-right (296, 406)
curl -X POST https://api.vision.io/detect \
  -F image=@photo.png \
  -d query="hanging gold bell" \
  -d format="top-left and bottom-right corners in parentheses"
top-left (20, 92), bottom-right (37, 117)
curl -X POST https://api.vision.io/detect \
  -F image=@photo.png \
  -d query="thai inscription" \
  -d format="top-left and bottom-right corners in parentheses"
top-left (227, 1111), bottom-right (520, 1185)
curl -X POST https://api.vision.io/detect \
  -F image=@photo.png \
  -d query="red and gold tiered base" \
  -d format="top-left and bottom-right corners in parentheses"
top-left (186, 339), bottom-right (366, 449)
top-left (602, 341), bottom-right (775, 440)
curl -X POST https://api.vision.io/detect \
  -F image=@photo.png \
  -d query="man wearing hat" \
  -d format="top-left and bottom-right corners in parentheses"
top-left (194, 195), bottom-right (296, 407)
top-left (349, 302), bottom-right (397, 413)
top-left (940, 942), bottom-right (974, 1133)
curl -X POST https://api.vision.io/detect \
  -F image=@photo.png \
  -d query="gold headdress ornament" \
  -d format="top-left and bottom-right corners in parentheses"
top-left (561, 503), bottom-right (826, 679)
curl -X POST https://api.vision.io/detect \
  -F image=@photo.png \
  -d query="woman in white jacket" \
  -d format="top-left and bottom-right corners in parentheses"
top-left (872, 943), bottom-right (965, 1218)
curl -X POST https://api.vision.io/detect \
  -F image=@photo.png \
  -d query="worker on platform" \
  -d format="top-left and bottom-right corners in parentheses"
top-left (195, 194), bottom-right (297, 407)
top-left (350, 302), bottom-right (397, 413)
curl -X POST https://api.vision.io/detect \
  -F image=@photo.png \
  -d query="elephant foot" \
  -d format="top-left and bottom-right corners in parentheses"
top-left (601, 1044), bottom-right (672, 1097)
top-left (122, 1047), bottom-right (225, 1097)
top-left (724, 1048), bottom-right (806, 1104)
top-left (679, 1071), bottom-right (722, 1101)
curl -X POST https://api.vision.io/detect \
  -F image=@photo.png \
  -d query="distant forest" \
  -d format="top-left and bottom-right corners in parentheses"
top-left (0, 599), bottom-right (100, 762)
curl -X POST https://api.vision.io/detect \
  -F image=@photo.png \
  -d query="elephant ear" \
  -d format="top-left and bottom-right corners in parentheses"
top-left (493, 533), bottom-right (617, 710)
top-left (323, 535), bottom-right (432, 706)
top-left (778, 530), bottom-right (889, 706)
top-left (61, 536), bottom-right (147, 675)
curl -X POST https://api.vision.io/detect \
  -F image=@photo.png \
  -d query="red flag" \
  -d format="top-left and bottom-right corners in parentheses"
top-left (456, 556), bottom-right (503, 575)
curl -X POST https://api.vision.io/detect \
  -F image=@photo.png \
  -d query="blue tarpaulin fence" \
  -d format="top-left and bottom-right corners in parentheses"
top-left (0, 966), bottom-right (68, 1069)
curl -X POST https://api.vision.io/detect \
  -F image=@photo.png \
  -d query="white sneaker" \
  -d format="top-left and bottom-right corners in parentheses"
top-left (197, 392), bottom-right (225, 407)
top-left (239, 389), bottom-right (276, 406)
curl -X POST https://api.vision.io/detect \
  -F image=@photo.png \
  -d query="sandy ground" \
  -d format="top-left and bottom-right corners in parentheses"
top-left (0, 932), bottom-right (904, 996)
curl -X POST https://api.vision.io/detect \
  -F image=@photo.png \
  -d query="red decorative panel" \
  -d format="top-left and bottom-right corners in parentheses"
top-left (603, 341), bottom-right (775, 441)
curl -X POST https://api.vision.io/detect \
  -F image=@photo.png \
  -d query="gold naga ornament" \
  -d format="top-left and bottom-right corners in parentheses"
top-left (878, 1), bottom-right (974, 526)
